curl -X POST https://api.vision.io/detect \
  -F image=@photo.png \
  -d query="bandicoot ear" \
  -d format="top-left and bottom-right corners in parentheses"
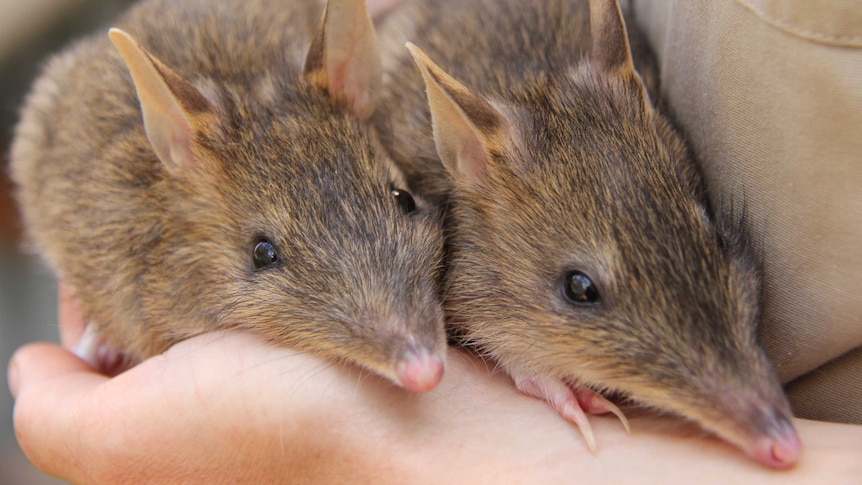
top-left (587, 0), bottom-right (652, 107)
top-left (406, 43), bottom-right (513, 188)
top-left (588, 0), bottom-right (636, 75)
top-left (303, 0), bottom-right (382, 120)
top-left (109, 28), bottom-right (214, 171)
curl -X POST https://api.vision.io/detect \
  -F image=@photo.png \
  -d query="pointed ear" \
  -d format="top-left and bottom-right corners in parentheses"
top-left (109, 28), bottom-right (214, 171)
top-left (588, 0), bottom-right (636, 75)
top-left (303, 0), bottom-right (381, 120)
top-left (406, 43), bottom-right (512, 188)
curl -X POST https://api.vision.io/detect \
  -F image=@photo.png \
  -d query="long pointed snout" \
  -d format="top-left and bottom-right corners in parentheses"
top-left (365, 309), bottom-right (447, 392)
top-left (689, 384), bottom-right (802, 468)
top-left (640, 355), bottom-right (802, 469)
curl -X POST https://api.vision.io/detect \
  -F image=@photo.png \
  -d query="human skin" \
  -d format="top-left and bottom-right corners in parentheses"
top-left (7, 286), bottom-right (862, 484)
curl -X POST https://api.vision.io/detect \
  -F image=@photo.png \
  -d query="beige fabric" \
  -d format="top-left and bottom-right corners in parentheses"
top-left (786, 346), bottom-right (862, 423)
top-left (632, 0), bottom-right (862, 422)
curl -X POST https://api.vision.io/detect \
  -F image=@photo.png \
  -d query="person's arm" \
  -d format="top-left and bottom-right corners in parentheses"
top-left (8, 293), bottom-right (862, 484)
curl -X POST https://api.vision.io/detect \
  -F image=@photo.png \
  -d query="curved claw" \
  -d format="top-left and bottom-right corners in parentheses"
top-left (575, 388), bottom-right (630, 434)
top-left (511, 372), bottom-right (599, 454)
top-left (73, 323), bottom-right (103, 367)
top-left (73, 323), bottom-right (127, 375)
top-left (561, 399), bottom-right (598, 455)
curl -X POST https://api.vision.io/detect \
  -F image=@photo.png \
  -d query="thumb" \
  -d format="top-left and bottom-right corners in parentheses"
top-left (9, 343), bottom-right (107, 481)
top-left (8, 342), bottom-right (97, 398)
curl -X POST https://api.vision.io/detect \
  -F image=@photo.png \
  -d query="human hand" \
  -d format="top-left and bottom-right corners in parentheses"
top-left (8, 291), bottom-right (862, 484)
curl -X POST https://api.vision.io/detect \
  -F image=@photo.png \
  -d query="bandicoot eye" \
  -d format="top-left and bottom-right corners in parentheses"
top-left (390, 185), bottom-right (417, 214)
top-left (563, 270), bottom-right (600, 305)
top-left (252, 238), bottom-right (279, 269)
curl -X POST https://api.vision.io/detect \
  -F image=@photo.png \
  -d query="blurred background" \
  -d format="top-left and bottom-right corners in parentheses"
top-left (0, 0), bottom-right (134, 482)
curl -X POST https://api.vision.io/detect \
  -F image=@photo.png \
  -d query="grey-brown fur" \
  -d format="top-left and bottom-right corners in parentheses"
top-left (10, 0), bottom-right (446, 386)
top-left (374, 0), bottom-right (659, 207)
top-left (374, 0), bottom-right (796, 461)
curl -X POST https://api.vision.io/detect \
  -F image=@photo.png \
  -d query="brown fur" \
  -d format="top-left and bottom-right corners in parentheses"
top-left (10, 0), bottom-right (446, 387)
top-left (375, 0), bottom-right (794, 457)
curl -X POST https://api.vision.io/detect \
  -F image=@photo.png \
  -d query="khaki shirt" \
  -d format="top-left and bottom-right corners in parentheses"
top-left (633, 0), bottom-right (862, 423)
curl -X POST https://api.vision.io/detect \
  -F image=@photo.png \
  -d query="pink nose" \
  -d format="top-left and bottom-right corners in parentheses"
top-left (396, 351), bottom-right (445, 392)
top-left (750, 417), bottom-right (801, 468)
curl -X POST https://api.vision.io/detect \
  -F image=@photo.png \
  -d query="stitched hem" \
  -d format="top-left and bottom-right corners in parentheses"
top-left (735, 0), bottom-right (862, 47)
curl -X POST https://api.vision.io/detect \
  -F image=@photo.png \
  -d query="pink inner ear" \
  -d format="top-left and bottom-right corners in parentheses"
top-left (330, 53), bottom-right (370, 119)
top-left (327, 39), bottom-right (351, 95)
top-left (457, 135), bottom-right (489, 187)
top-left (322, 1), bottom-right (380, 120)
top-left (331, 63), bottom-right (377, 119)
top-left (140, 97), bottom-right (197, 171)
top-left (168, 123), bottom-right (195, 169)
top-left (326, 14), bottom-right (365, 90)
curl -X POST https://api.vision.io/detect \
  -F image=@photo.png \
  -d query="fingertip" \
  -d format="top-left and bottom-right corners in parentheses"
top-left (10, 342), bottom-right (97, 398)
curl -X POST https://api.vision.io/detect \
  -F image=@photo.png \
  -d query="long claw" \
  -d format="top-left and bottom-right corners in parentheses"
top-left (575, 388), bottom-right (630, 434)
top-left (73, 323), bottom-right (127, 375)
top-left (73, 323), bottom-right (101, 367)
top-left (608, 401), bottom-right (631, 434)
top-left (561, 399), bottom-right (598, 455)
top-left (512, 371), bottom-right (600, 454)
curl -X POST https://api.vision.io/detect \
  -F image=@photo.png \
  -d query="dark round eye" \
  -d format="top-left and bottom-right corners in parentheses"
top-left (563, 271), bottom-right (600, 305)
top-left (252, 238), bottom-right (279, 269)
top-left (390, 185), bottom-right (416, 214)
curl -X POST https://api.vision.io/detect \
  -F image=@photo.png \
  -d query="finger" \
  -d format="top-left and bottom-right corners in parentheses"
top-left (10, 343), bottom-right (107, 482)
top-left (58, 283), bottom-right (87, 349)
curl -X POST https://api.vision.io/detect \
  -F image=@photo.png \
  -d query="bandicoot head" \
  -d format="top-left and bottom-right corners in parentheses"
top-left (404, 0), bottom-right (799, 466)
